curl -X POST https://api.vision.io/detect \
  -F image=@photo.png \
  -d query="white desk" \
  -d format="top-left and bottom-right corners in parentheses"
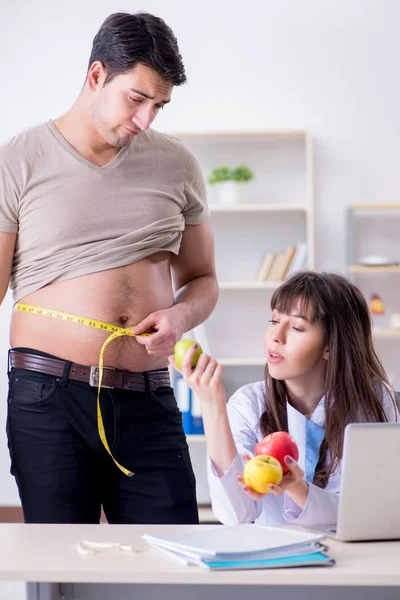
top-left (0, 524), bottom-right (398, 600)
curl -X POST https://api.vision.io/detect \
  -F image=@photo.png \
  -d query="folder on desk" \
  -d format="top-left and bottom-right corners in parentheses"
top-left (143, 524), bottom-right (335, 571)
top-left (155, 546), bottom-right (334, 570)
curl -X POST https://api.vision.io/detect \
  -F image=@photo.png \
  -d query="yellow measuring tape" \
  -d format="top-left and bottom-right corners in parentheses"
top-left (14, 302), bottom-right (153, 477)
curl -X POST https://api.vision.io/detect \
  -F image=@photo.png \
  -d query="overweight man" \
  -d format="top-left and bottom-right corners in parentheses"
top-left (0, 11), bottom-right (218, 524)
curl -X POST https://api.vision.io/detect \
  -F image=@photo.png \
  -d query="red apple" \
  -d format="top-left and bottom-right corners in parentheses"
top-left (255, 432), bottom-right (299, 474)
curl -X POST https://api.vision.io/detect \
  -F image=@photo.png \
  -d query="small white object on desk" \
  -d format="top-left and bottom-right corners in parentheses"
top-left (77, 540), bottom-right (138, 556)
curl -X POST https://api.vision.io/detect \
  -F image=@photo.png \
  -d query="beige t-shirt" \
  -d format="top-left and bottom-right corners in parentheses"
top-left (0, 121), bottom-right (209, 302)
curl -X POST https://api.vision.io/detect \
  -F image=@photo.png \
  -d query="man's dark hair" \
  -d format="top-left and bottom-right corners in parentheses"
top-left (88, 12), bottom-right (186, 86)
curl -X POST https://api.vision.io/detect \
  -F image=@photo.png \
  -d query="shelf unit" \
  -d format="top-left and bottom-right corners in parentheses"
top-left (346, 204), bottom-right (400, 269)
top-left (173, 129), bottom-right (315, 390)
top-left (346, 203), bottom-right (400, 389)
top-left (170, 130), bottom-right (314, 507)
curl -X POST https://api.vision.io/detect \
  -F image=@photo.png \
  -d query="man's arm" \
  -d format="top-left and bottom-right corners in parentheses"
top-left (0, 232), bottom-right (16, 305)
top-left (133, 220), bottom-right (218, 356)
top-left (170, 219), bottom-right (219, 332)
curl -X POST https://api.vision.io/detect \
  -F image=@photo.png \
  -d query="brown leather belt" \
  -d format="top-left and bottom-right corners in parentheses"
top-left (8, 350), bottom-right (171, 392)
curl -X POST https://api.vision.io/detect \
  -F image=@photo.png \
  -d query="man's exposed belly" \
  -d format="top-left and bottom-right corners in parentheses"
top-left (10, 253), bottom-right (174, 372)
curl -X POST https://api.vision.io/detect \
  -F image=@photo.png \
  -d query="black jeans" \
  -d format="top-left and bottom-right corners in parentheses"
top-left (6, 348), bottom-right (199, 525)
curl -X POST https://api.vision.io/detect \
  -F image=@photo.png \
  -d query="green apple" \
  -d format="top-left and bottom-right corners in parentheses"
top-left (243, 455), bottom-right (283, 494)
top-left (174, 339), bottom-right (203, 369)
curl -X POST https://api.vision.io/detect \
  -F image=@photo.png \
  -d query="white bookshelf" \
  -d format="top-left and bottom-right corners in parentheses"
top-left (170, 130), bottom-right (314, 507)
top-left (172, 129), bottom-right (315, 379)
top-left (179, 129), bottom-right (315, 369)
top-left (346, 204), bottom-right (400, 270)
top-left (346, 204), bottom-right (400, 390)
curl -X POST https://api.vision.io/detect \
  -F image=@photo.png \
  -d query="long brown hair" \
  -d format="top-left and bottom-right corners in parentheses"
top-left (260, 271), bottom-right (396, 488)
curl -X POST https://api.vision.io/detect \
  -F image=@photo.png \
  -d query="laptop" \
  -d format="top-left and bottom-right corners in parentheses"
top-left (311, 422), bottom-right (400, 541)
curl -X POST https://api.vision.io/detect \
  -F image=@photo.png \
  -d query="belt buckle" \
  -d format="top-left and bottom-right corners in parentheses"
top-left (89, 366), bottom-right (116, 389)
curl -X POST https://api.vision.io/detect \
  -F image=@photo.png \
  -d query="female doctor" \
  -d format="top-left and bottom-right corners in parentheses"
top-left (170, 271), bottom-right (399, 527)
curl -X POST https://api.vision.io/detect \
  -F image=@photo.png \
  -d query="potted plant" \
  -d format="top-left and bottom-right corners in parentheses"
top-left (208, 164), bottom-right (254, 205)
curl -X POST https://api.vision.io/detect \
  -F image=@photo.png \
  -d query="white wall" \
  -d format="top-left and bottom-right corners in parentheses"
top-left (1, 0), bottom-right (399, 504)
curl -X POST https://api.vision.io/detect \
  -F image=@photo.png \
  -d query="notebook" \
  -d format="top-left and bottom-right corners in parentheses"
top-left (156, 544), bottom-right (335, 571)
top-left (143, 524), bottom-right (333, 570)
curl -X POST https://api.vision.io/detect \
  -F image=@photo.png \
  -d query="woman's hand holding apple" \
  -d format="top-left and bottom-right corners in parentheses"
top-left (169, 342), bottom-right (227, 409)
top-left (170, 341), bottom-right (237, 477)
top-left (239, 454), bottom-right (309, 509)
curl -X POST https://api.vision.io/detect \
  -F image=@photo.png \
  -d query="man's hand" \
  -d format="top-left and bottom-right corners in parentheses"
top-left (132, 305), bottom-right (188, 357)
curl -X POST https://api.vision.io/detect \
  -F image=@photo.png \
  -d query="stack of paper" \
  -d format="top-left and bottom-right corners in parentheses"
top-left (143, 525), bottom-right (335, 571)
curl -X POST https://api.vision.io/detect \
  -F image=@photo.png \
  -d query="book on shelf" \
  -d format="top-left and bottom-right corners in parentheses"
top-left (256, 252), bottom-right (276, 281)
top-left (285, 242), bottom-right (308, 278)
top-left (267, 246), bottom-right (296, 281)
top-left (265, 252), bottom-right (282, 281)
top-left (256, 244), bottom-right (307, 282)
top-left (280, 245), bottom-right (297, 279)
top-left (143, 524), bottom-right (335, 571)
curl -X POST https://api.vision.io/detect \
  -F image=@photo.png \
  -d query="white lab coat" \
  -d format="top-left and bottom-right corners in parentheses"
top-left (207, 380), bottom-right (399, 527)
